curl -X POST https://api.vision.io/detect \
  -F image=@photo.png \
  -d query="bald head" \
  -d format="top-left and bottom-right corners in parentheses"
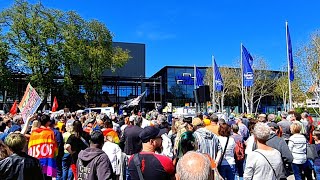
top-left (176, 151), bottom-right (212, 180)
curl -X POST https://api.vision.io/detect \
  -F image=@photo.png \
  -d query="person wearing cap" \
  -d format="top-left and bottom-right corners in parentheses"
top-left (203, 112), bottom-right (211, 126)
top-left (258, 114), bottom-right (267, 123)
top-left (120, 115), bottom-right (143, 156)
top-left (128, 126), bottom-right (174, 180)
top-left (227, 115), bottom-right (236, 126)
top-left (277, 112), bottom-right (292, 143)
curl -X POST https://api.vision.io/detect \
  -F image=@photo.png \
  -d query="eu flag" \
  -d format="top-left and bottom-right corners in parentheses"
top-left (214, 59), bottom-right (224, 92)
top-left (242, 45), bottom-right (254, 87)
top-left (286, 23), bottom-right (294, 81)
top-left (196, 67), bottom-right (204, 86)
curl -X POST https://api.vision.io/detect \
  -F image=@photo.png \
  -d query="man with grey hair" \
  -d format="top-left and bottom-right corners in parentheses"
top-left (267, 114), bottom-right (276, 122)
top-left (176, 151), bottom-right (213, 180)
top-left (244, 123), bottom-right (285, 180)
top-left (277, 112), bottom-right (292, 143)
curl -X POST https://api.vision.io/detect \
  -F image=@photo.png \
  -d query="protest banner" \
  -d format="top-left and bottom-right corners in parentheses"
top-left (18, 83), bottom-right (42, 122)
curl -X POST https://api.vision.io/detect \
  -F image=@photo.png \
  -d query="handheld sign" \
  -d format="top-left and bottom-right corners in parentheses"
top-left (18, 83), bottom-right (42, 122)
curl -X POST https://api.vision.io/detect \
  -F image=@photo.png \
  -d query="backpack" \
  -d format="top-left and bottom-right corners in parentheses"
top-left (234, 140), bottom-right (245, 161)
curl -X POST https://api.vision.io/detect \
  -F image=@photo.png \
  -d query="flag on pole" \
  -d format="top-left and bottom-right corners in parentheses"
top-left (213, 59), bottom-right (224, 92)
top-left (52, 96), bottom-right (58, 112)
top-left (242, 45), bottom-right (254, 87)
top-left (286, 23), bottom-right (294, 81)
top-left (10, 100), bottom-right (18, 115)
top-left (196, 67), bottom-right (204, 86)
top-left (120, 90), bottom-right (146, 109)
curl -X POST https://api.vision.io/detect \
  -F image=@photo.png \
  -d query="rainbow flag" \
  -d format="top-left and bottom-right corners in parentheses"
top-left (28, 127), bottom-right (58, 177)
top-left (102, 128), bottom-right (120, 144)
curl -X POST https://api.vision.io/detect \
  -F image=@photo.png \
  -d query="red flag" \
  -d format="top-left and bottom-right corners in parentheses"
top-left (10, 100), bottom-right (18, 115)
top-left (52, 96), bottom-right (58, 112)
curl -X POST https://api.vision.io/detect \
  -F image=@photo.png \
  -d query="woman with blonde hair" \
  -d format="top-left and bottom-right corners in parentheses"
top-left (288, 122), bottom-right (312, 180)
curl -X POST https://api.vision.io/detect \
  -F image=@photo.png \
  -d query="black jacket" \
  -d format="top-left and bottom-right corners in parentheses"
top-left (0, 152), bottom-right (44, 180)
top-left (120, 125), bottom-right (143, 155)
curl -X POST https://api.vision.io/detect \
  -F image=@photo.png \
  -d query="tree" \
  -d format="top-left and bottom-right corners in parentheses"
top-left (62, 12), bottom-right (131, 105)
top-left (0, 32), bottom-right (14, 103)
top-left (204, 66), bottom-right (240, 111)
top-left (273, 66), bottom-right (305, 111)
top-left (0, 0), bottom-right (131, 108)
top-left (0, 0), bottom-right (65, 107)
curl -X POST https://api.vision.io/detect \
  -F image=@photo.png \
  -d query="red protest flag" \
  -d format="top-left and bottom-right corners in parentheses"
top-left (52, 96), bottom-right (58, 112)
top-left (10, 100), bottom-right (18, 115)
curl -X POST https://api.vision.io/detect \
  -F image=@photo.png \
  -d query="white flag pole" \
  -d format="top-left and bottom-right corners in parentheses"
top-left (241, 43), bottom-right (245, 113)
top-left (194, 64), bottom-right (197, 112)
top-left (286, 22), bottom-right (293, 110)
top-left (212, 55), bottom-right (216, 112)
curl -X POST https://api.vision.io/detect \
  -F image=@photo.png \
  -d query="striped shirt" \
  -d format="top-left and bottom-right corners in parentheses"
top-left (288, 134), bottom-right (307, 164)
top-left (194, 128), bottom-right (222, 160)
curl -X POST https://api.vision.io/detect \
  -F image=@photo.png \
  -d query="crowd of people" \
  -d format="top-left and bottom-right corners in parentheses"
top-left (0, 108), bottom-right (319, 180)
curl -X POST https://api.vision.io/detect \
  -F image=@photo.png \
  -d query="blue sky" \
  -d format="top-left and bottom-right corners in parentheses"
top-left (1, 0), bottom-right (320, 77)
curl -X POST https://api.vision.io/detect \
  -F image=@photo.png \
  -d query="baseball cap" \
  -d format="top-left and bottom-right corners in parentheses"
top-left (139, 126), bottom-right (166, 143)
top-left (268, 122), bottom-right (279, 129)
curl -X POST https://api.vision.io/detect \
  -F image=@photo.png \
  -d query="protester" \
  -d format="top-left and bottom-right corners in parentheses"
top-left (62, 119), bottom-right (74, 180)
top-left (176, 151), bottom-right (213, 180)
top-left (77, 130), bottom-right (114, 180)
top-left (244, 122), bottom-right (285, 180)
top-left (0, 133), bottom-right (43, 180)
top-left (205, 114), bottom-right (219, 135)
top-left (193, 118), bottom-right (222, 165)
top-left (277, 111), bottom-right (292, 143)
top-left (65, 120), bottom-right (90, 179)
top-left (312, 129), bottom-right (320, 179)
top-left (218, 123), bottom-right (236, 180)
top-left (128, 126), bottom-right (174, 180)
top-left (102, 130), bottom-right (122, 176)
top-left (236, 117), bottom-right (249, 141)
top-left (120, 115), bottom-right (143, 155)
top-left (28, 114), bottom-right (57, 179)
top-left (0, 140), bottom-right (11, 161)
top-left (288, 122), bottom-right (312, 180)
top-left (231, 124), bottom-right (245, 179)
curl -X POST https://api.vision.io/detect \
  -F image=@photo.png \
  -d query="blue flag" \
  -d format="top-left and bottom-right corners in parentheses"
top-left (196, 67), bottom-right (204, 86)
top-left (214, 59), bottom-right (223, 92)
top-left (242, 45), bottom-right (254, 87)
top-left (286, 23), bottom-right (294, 82)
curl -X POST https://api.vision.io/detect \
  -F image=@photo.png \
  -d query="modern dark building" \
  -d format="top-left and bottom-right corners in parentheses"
top-left (151, 66), bottom-right (284, 113)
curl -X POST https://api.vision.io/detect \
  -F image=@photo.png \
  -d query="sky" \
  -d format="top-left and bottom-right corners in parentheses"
top-left (1, 0), bottom-right (320, 77)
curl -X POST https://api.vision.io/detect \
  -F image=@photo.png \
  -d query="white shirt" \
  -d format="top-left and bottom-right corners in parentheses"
top-left (141, 118), bottom-right (151, 128)
top-left (288, 133), bottom-right (307, 164)
top-left (102, 141), bottom-right (122, 174)
top-left (245, 135), bottom-right (255, 155)
top-left (244, 149), bottom-right (284, 180)
top-left (160, 133), bottom-right (173, 159)
top-left (218, 136), bottom-right (236, 165)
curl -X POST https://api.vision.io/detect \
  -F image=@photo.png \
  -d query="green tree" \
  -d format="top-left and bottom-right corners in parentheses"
top-left (204, 66), bottom-right (240, 111)
top-left (0, 32), bottom-right (13, 103)
top-left (0, 0), bottom-right (65, 106)
top-left (62, 12), bottom-right (131, 105)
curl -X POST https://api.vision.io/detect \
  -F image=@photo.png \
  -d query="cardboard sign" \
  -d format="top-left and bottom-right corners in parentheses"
top-left (18, 83), bottom-right (42, 122)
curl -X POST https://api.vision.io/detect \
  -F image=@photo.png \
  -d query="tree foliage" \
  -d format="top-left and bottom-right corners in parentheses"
top-left (0, 0), bottom-right (131, 107)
